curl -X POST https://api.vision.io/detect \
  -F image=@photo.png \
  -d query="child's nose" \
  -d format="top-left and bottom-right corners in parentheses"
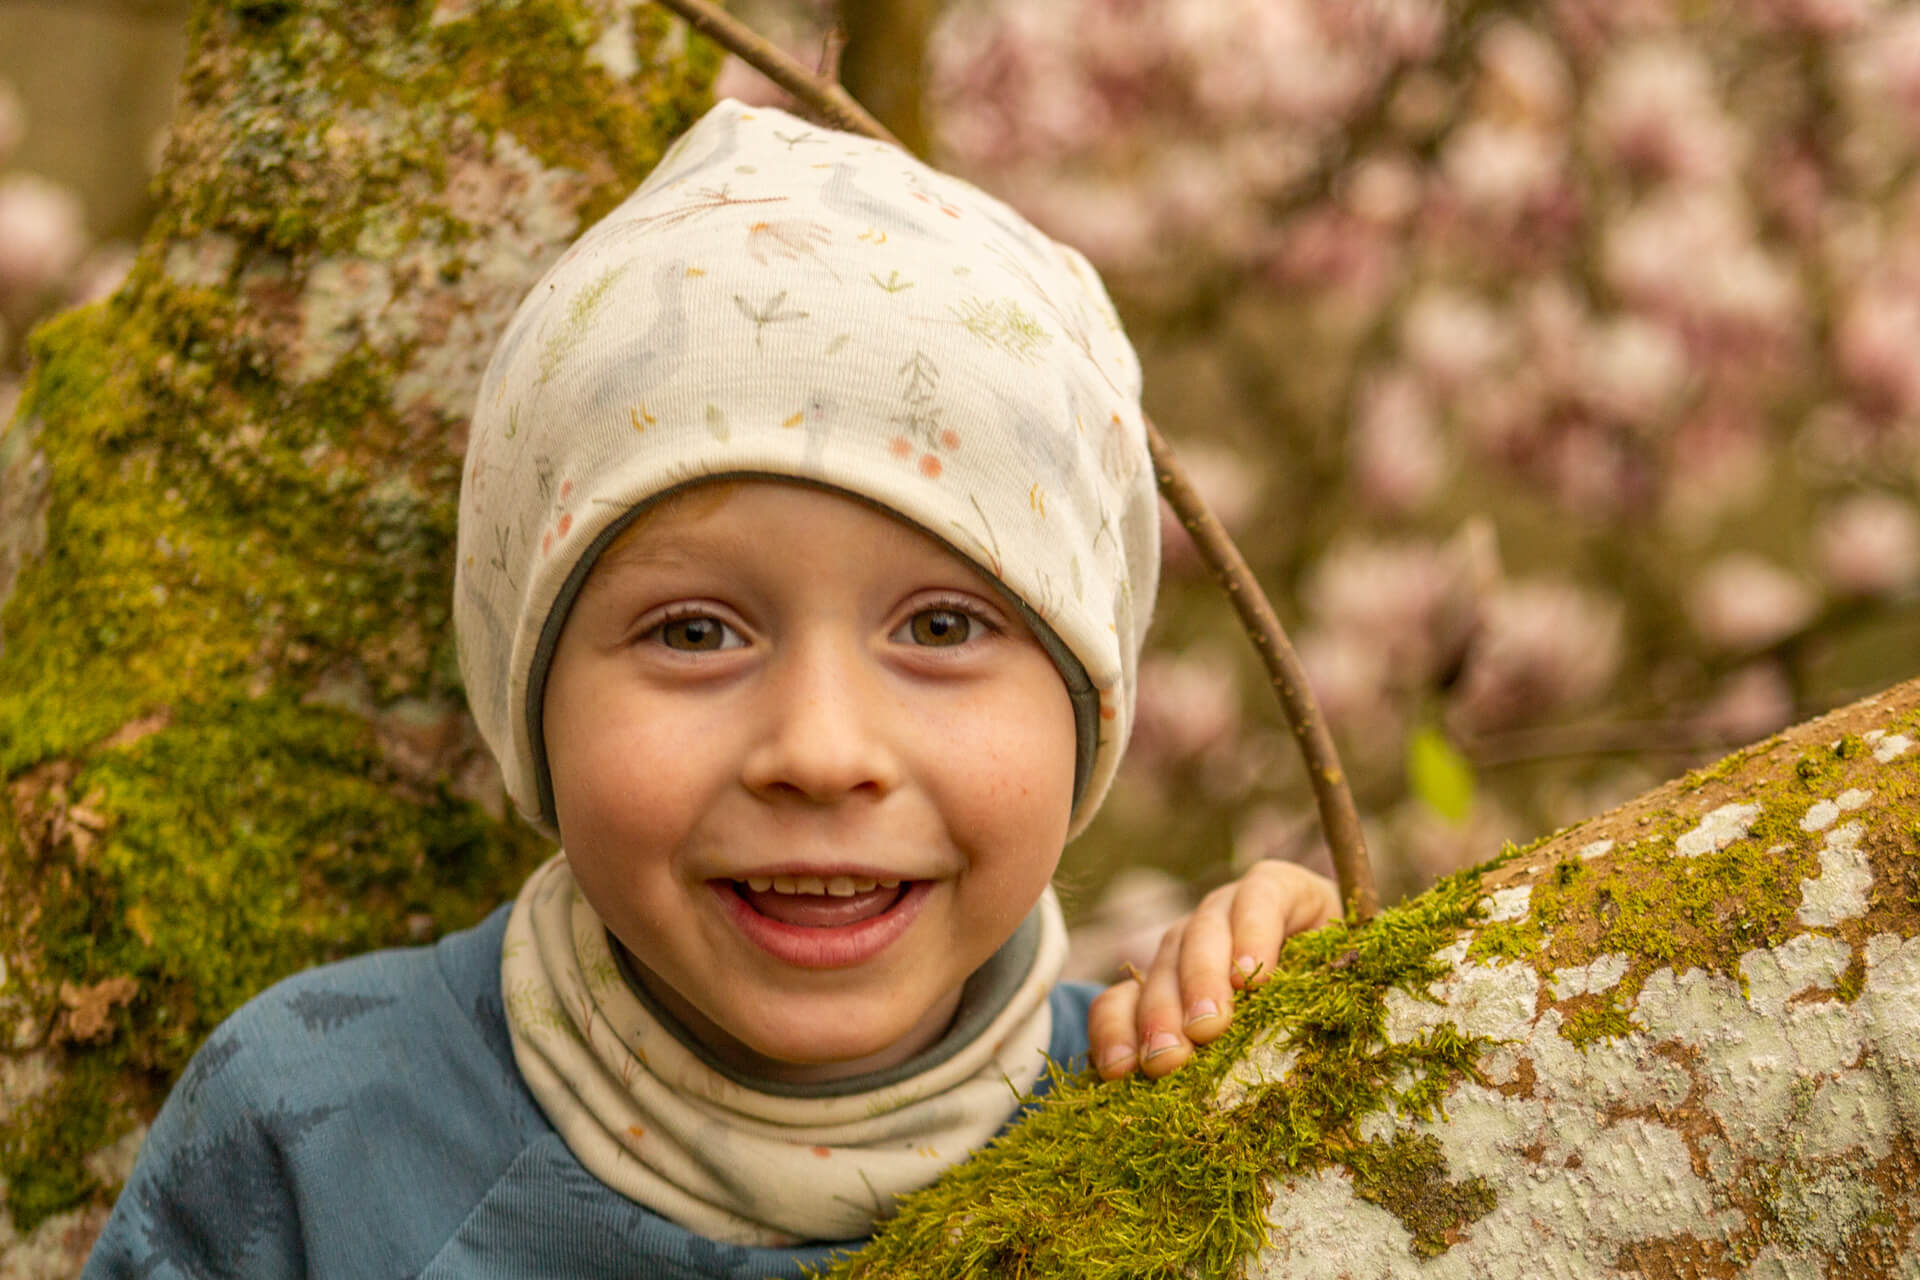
top-left (740, 641), bottom-right (902, 803)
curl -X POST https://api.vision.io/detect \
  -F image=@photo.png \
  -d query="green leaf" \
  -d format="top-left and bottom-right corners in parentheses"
top-left (1407, 723), bottom-right (1475, 824)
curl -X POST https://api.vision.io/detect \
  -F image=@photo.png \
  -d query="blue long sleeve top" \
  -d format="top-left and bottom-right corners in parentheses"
top-left (83, 905), bottom-right (1098, 1279)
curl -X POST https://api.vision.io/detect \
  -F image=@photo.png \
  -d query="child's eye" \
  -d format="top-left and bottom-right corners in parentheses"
top-left (897, 605), bottom-right (992, 648)
top-left (650, 614), bottom-right (743, 652)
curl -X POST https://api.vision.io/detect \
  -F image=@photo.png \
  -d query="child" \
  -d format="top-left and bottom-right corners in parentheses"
top-left (85, 100), bottom-right (1335, 1277)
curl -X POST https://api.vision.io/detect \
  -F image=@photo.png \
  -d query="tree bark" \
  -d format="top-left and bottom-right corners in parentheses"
top-left (837, 0), bottom-right (939, 158)
top-left (0, 0), bottom-right (716, 1268)
top-left (829, 677), bottom-right (1920, 1279)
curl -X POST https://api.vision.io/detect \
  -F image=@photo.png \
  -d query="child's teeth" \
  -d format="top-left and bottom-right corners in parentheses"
top-left (747, 875), bottom-right (895, 895)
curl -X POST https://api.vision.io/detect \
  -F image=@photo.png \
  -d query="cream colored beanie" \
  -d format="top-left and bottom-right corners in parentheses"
top-left (454, 99), bottom-right (1159, 839)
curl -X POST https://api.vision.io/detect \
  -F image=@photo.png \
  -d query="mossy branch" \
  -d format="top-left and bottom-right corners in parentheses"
top-left (654, 0), bottom-right (1379, 921)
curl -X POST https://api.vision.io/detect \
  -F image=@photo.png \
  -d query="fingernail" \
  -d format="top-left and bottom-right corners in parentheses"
top-left (1184, 998), bottom-right (1220, 1028)
top-left (1143, 1031), bottom-right (1181, 1061)
top-left (1100, 1044), bottom-right (1135, 1070)
top-left (1233, 955), bottom-right (1258, 977)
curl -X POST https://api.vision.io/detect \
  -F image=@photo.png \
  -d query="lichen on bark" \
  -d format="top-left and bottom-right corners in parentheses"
top-left (0, 0), bottom-right (718, 1256)
top-left (827, 680), bottom-right (1920, 1279)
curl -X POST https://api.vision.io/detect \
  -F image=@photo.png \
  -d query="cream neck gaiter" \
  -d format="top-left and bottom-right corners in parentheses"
top-left (500, 853), bottom-right (1068, 1246)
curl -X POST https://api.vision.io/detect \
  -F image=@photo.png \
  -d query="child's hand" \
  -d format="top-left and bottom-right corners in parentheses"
top-left (1086, 861), bottom-right (1339, 1080)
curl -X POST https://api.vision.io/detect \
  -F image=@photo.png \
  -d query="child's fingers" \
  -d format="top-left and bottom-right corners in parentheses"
top-left (1086, 973), bottom-right (1144, 1080)
top-left (1174, 885), bottom-right (1238, 1047)
top-left (1228, 862), bottom-right (1341, 989)
top-left (1136, 924), bottom-right (1197, 1079)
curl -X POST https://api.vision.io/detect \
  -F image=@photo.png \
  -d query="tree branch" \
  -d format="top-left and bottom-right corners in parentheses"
top-left (651, 0), bottom-right (899, 146)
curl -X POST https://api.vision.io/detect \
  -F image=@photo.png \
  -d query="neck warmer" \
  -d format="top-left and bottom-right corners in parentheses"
top-left (501, 853), bottom-right (1068, 1246)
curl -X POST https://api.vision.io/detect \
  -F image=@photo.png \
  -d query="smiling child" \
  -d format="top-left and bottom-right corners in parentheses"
top-left (85, 100), bottom-right (1335, 1277)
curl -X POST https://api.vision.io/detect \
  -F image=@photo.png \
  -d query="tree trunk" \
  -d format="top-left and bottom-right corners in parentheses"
top-left (837, 0), bottom-right (940, 158)
top-left (0, 0), bottom-right (716, 1268)
top-left (830, 677), bottom-right (1920, 1279)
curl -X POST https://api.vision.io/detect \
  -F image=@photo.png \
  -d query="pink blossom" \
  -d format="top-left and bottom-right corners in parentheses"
top-left (1663, 409), bottom-right (1773, 536)
top-left (1352, 370), bottom-right (1448, 512)
top-left (1604, 188), bottom-right (1801, 351)
top-left (1696, 662), bottom-right (1797, 746)
top-left (1588, 42), bottom-right (1744, 184)
top-left (1451, 578), bottom-right (1624, 733)
top-left (1814, 492), bottom-right (1920, 596)
top-left (1835, 282), bottom-right (1920, 418)
top-left (1303, 528), bottom-right (1494, 685)
top-left (1401, 285), bottom-right (1514, 391)
top-left (1130, 650), bottom-right (1243, 768)
top-left (1439, 117), bottom-right (1566, 219)
top-left (0, 173), bottom-right (87, 311)
top-left (1687, 553), bottom-right (1818, 651)
top-left (1344, 152), bottom-right (1424, 226)
top-left (1476, 20), bottom-right (1572, 123)
top-left (1298, 629), bottom-right (1404, 763)
top-left (1576, 313), bottom-right (1690, 427)
top-left (66, 242), bottom-right (136, 307)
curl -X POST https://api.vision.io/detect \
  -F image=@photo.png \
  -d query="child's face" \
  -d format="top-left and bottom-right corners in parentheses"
top-left (542, 480), bottom-right (1077, 1083)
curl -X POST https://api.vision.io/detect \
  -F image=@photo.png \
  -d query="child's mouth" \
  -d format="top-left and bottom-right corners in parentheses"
top-left (728, 876), bottom-right (909, 928)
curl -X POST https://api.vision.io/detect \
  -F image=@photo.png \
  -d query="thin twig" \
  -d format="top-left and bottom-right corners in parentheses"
top-left (653, 0), bottom-right (1379, 920)
top-left (652, 0), bottom-right (899, 146)
top-left (1146, 423), bottom-right (1377, 920)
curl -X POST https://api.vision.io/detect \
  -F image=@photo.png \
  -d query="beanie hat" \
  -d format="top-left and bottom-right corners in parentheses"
top-left (454, 99), bottom-right (1159, 840)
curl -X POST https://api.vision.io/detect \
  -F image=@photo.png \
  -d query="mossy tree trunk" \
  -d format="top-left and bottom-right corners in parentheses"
top-left (0, 0), bottom-right (717, 1267)
top-left (830, 679), bottom-right (1920, 1279)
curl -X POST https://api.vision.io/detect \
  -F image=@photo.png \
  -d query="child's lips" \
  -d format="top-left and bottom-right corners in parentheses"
top-left (710, 879), bottom-right (930, 969)
top-left (734, 881), bottom-right (905, 928)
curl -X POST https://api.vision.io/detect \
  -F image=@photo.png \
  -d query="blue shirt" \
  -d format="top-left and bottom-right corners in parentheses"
top-left (84, 905), bottom-right (1098, 1279)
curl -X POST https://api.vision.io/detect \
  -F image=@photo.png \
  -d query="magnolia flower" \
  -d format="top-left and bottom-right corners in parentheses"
top-left (1475, 19), bottom-right (1572, 124)
top-left (1835, 282), bottom-right (1920, 418)
top-left (1687, 553), bottom-right (1818, 651)
top-left (1588, 41), bottom-right (1744, 184)
top-left (1401, 285), bottom-right (1514, 391)
top-left (1450, 579), bottom-right (1624, 734)
top-left (1604, 187), bottom-right (1801, 350)
top-left (1352, 369), bottom-right (1448, 512)
top-left (1576, 313), bottom-right (1690, 427)
top-left (1130, 649), bottom-right (1244, 768)
top-left (1439, 116), bottom-right (1566, 219)
top-left (0, 173), bottom-right (87, 312)
top-left (1697, 662), bottom-right (1797, 746)
top-left (1815, 491), bottom-right (1920, 596)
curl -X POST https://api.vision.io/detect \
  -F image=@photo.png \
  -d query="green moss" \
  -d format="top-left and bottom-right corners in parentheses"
top-left (0, 1057), bottom-right (135, 1229)
top-left (1465, 919), bottom-right (1538, 962)
top-left (0, 0), bottom-right (718, 1230)
top-left (1345, 1131), bottom-right (1497, 1258)
top-left (1558, 995), bottom-right (1637, 1045)
top-left (824, 864), bottom-right (1503, 1279)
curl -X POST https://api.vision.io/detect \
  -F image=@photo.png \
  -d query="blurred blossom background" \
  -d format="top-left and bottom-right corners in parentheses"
top-left (8, 0), bottom-right (1920, 981)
